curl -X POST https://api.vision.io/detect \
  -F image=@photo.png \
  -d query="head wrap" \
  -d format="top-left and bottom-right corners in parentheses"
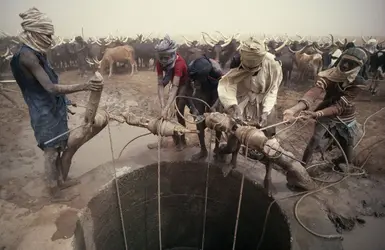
top-left (18, 7), bottom-right (54, 54)
top-left (318, 47), bottom-right (368, 83)
top-left (239, 39), bottom-right (267, 70)
top-left (155, 34), bottom-right (178, 67)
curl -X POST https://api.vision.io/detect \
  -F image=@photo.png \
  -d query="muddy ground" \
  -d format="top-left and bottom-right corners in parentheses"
top-left (1, 69), bottom-right (385, 249)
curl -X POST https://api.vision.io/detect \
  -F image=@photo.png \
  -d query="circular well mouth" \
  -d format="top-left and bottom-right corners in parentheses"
top-left (74, 161), bottom-right (291, 250)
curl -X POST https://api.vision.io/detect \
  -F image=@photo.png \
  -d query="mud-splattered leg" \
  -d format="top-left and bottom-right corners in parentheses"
top-left (264, 161), bottom-right (276, 196)
top-left (218, 134), bottom-right (241, 177)
top-left (44, 148), bottom-right (61, 197)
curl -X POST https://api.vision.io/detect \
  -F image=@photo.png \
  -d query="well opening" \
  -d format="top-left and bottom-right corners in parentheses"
top-left (74, 161), bottom-right (291, 250)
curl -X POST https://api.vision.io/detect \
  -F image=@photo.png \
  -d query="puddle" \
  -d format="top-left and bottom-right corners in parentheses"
top-left (342, 216), bottom-right (385, 250)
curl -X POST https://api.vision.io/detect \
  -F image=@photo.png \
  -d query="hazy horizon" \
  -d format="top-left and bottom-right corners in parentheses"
top-left (1, 0), bottom-right (384, 40)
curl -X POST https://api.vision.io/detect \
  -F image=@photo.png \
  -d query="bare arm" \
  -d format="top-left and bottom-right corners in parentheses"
top-left (157, 76), bottom-right (166, 108)
top-left (164, 76), bottom-right (180, 111)
top-left (20, 49), bottom-right (89, 95)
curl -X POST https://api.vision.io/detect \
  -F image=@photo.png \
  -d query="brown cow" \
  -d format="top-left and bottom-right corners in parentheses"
top-left (289, 44), bottom-right (323, 82)
top-left (92, 45), bottom-right (138, 78)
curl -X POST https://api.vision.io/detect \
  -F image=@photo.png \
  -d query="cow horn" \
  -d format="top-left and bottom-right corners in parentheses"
top-left (215, 31), bottom-right (228, 40)
top-left (220, 36), bottom-right (232, 48)
top-left (296, 34), bottom-right (303, 41)
top-left (69, 36), bottom-right (76, 43)
top-left (93, 58), bottom-right (101, 64)
top-left (105, 40), bottom-right (112, 46)
top-left (85, 58), bottom-right (94, 65)
top-left (182, 35), bottom-right (194, 44)
top-left (362, 36), bottom-right (368, 44)
top-left (1, 47), bottom-right (10, 57)
top-left (5, 52), bottom-right (13, 60)
top-left (237, 41), bottom-right (244, 51)
top-left (182, 36), bottom-right (192, 47)
top-left (352, 39), bottom-right (356, 43)
top-left (233, 33), bottom-right (241, 40)
top-left (144, 33), bottom-right (152, 41)
top-left (275, 35), bottom-right (289, 52)
top-left (202, 32), bottom-right (218, 44)
top-left (312, 44), bottom-right (324, 54)
top-left (201, 33), bottom-right (216, 47)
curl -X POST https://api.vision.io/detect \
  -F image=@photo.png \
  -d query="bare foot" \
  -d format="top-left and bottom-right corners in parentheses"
top-left (58, 178), bottom-right (80, 190)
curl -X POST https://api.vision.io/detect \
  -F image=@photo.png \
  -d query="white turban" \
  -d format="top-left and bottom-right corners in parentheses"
top-left (18, 7), bottom-right (54, 53)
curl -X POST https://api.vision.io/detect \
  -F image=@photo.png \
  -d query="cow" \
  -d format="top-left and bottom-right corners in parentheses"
top-left (91, 45), bottom-right (138, 78)
top-left (266, 36), bottom-right (291, 85)
top-left (288, 42), bottom-right (323, 82)
top-left (368, 49), bottom-right (385, 95)
top-left (131, 34), bottom-right (156, 70)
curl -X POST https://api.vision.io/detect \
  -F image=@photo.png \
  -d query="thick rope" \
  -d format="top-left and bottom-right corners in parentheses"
top-left (157, 118), bottom-right (163, 250)
top-left (105, 111), bottom-right (129, 250)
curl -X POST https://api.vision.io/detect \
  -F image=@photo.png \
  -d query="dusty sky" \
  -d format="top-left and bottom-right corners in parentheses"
top-left (0, 0), bottom-right (384, 40)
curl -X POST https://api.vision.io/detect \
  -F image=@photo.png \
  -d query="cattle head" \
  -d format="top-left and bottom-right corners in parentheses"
top-left (361, 36), bottom-right (383, 54)
top-left (201, 32), bottom-right (237, 63)
top-left (266, 35), bottom-right (289, 56)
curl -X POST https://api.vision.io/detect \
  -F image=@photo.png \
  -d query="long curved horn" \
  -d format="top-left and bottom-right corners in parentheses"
top-left (215, 31), bottom-right (228, 40)
top-left (362, 36), bottom-right (368, 44)
top-left (1, 47), bottom-right (10, 57)
top-left (122, 36), bottom-right (129, 43)
top-left (201, 32), bottom-right (218, 43)
top-left (105, 40), bottom-right (112, 46)
top-left (220, 36), bottom-right (233, 48)
top-left (233, 33), bottom-right (241, 40)
top-left (275, 35), bottom-right (289, 52)
top-left (182, 36), bottom-right (192, 47)
top-left (329, 34), bottom-right (335, 45)
top-left (144, 33), bottom-right (152, 41)
top-left (93, 58), bottom-right (101, 64)
top-left (69, 36), bottom-right (76, 43)
top-left (312, 44), bottom-right (324, 54)
top-left (237, 41), bottom-right (244, 51)
top-left (296, 34), bottom-right (305, 42)
top-left (182, 35), bottom-right (194, 44)
top-left (201, 33), bottom-right (216, 47)
top-left (352, 39), bottom-right (356, 43)
top-left (85, 58), bottom-right (94, 65)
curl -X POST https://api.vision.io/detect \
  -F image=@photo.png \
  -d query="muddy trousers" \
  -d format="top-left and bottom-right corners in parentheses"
top-left (302, 122), bottom-right (354, 166)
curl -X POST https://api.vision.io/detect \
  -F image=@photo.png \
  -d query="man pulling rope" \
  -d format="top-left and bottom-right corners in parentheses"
top-left (10, 7), bottom-right (103, 200)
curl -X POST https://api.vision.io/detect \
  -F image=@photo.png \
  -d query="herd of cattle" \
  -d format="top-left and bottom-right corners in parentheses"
top-left (0, 31), bottom-right (384, 86)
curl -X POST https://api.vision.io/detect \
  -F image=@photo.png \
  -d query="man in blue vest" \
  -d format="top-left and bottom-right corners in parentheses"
top-left (10, 7), bottom-right (103, 200)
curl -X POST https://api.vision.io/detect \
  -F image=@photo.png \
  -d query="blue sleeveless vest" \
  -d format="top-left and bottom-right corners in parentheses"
top-left (10, 45), bottom-right (69, 150)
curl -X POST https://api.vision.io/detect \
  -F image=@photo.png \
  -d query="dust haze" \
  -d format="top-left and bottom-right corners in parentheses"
top-left (0, 0), bottom-right (384, 39)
